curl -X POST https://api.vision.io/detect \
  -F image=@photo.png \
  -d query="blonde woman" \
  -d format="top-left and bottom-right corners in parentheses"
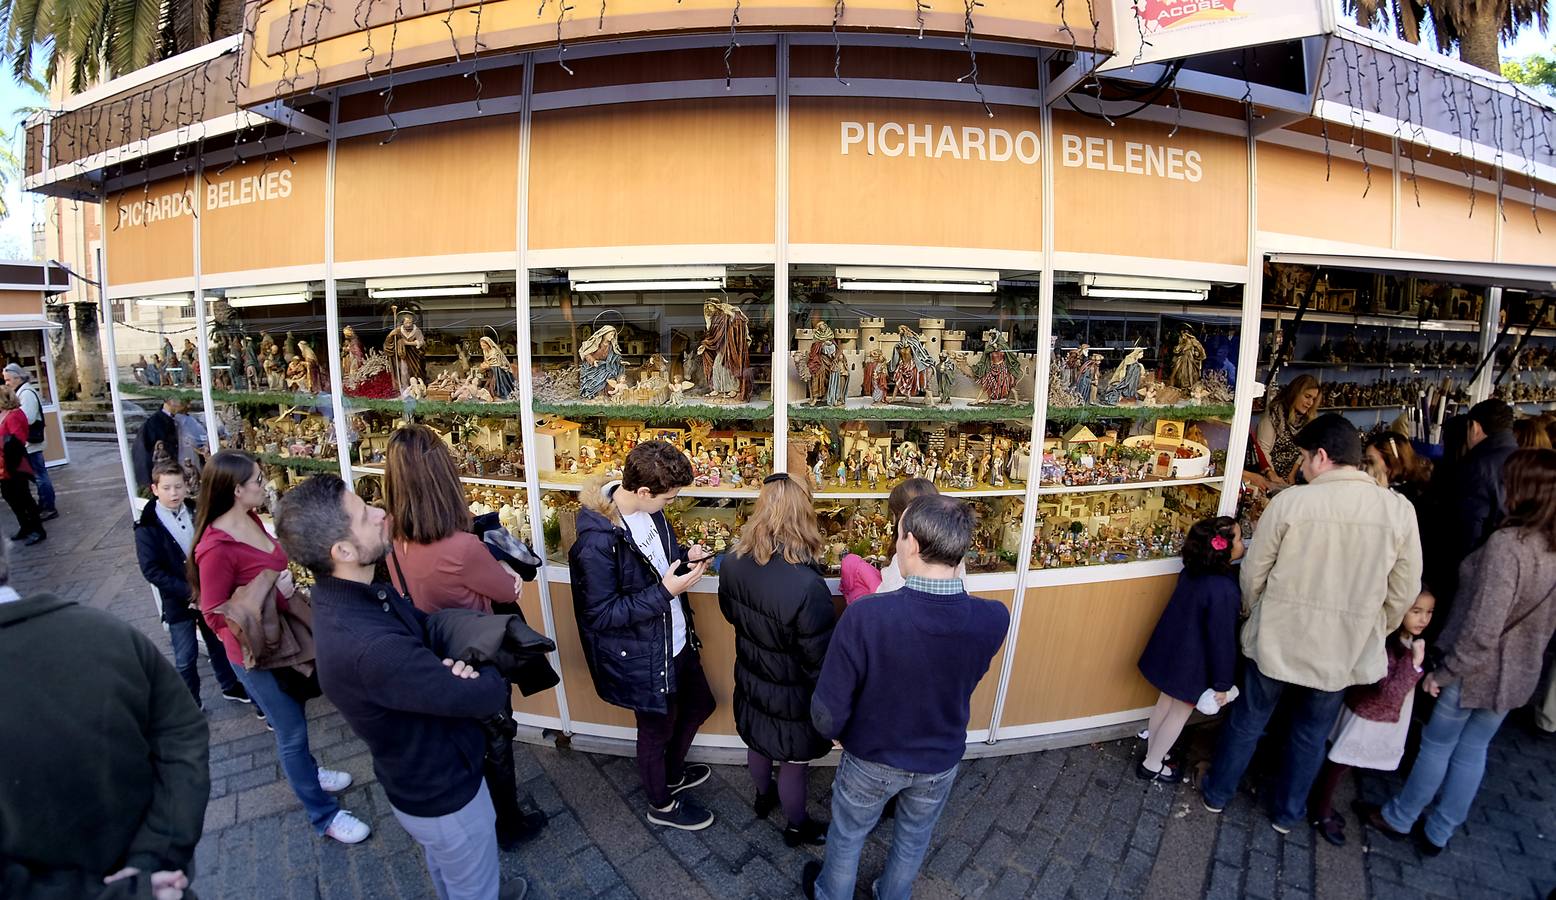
top-left (717, 473), bottom-right (836, 846)
top-left (1255, 374), bottom-right (1321, 487)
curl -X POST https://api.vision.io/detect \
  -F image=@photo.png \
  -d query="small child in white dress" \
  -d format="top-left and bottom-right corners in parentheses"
top-left (1308, 589), bottom-right (1435, 847)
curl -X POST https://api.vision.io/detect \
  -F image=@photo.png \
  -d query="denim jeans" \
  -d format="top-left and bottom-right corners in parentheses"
top-left (1381, 681), bottom-right (1508, 847)
top-left (167, 617), bottom-right (241, 701)
top-left (26, 451), bottom-right (53, 511)
top-left (235, 666), bottom-right (340, 832)
top-left (1202, 660), bottom-right (1346, 827)
top-left (816, 753), bottom-right (959, 900)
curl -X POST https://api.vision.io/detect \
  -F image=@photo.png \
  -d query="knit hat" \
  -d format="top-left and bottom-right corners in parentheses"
top-left (2, 363), bottom-right (27, 381)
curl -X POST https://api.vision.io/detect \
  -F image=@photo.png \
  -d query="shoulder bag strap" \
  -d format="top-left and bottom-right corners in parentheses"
top-left (388, 544), bottom-right (413, 606)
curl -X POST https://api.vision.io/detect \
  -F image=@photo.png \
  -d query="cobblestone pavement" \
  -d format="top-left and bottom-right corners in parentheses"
top-left (20, 444), bottom-right (1556, 899)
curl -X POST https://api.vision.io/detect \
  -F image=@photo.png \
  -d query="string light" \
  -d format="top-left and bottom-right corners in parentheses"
top-left (725, 0), bottom-right (743, 89)
top-left (831, 0), bottom-right (847, 85)
top-left (915, 0), bottom-right (930, 39)
top-left (556, 1), bottom-right (576, 75)
top-left (956, 0), bottom-right (993, 118)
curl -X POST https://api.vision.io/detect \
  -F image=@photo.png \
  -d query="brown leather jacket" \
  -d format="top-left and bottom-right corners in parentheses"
top-left (213, 569), bottom-right (316, 675)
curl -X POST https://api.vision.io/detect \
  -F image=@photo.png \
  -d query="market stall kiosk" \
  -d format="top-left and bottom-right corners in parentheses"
top-left (30, 1), bottom-right (1556, 754)
top-left (0, 261), bottom-right (71, 468)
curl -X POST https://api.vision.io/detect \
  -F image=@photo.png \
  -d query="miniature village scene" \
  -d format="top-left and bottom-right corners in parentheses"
top-left (1038, 418), bottom-right (1227, 488)
top-left (790, 318), bottom-right (1034, 410)
top-left (529, 416), bottom-right (775, 489)
top-left (530, 297), bottom-right (774, 412)
top-left (1030, 483), bottom-right (1218, 569)
top-left (790, 420), bottom-right (1032, 494)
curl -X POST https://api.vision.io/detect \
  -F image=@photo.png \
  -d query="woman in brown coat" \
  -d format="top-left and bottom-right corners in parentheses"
top-left (1361, 449), bottom-right (1556, 854)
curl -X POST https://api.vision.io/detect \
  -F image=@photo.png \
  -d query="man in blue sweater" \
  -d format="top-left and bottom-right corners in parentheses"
top-left (803, 495), bottom-right (1009, 900)
top-left (275, 475), bottom-right (526, 900)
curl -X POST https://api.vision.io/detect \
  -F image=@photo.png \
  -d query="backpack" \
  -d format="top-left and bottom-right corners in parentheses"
top-left (19, 385), bottom-right (43, 444)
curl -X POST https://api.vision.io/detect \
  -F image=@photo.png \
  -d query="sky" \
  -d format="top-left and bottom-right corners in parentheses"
top-left (0, 7), bottom-right (1549, 265)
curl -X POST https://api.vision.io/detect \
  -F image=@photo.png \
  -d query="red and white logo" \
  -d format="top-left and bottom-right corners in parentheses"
top-left (1137, 0), bottom-right (1244, 31)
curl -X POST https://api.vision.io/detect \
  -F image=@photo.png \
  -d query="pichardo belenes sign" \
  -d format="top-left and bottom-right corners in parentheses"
top-left (840, 121), bottom-right (1205, 182)
top-left (115, 168), bottom-right (294, 229)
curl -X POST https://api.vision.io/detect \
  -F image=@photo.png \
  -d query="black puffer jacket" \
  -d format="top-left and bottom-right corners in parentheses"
top-left (568, 479), bottom-right (699, 714)
top-left (717, 549), bottom-right (836, 762)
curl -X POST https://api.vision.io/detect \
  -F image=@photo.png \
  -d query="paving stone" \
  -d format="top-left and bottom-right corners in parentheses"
top-left (1032, 858), bottom-right (1076, 900)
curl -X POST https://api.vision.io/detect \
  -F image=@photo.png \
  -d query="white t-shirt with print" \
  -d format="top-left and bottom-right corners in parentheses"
top-left (619, 500), bottom-right (687, 656)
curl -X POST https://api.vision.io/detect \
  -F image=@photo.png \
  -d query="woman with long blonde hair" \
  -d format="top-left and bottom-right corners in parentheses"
top-left (717, 473), bottom-right (836, 846)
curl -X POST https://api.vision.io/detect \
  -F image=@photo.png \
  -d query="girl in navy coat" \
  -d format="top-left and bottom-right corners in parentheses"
top-left (1135, 515), bottom-right (1244, 782)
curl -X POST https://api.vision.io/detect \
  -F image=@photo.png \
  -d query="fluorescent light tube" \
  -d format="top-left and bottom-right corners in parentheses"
top-left (226, 293), bottom-right (311, 308)
top-left (571, 279), bottom-right (726, 293)
top-left (369, 285), bottom-right (486, 299)
top-left (137, 295), bottom-right (191, 307)
top-left (1080, 287), bottom-right (1208, 302)
top-left (839, 280), bottom-right (996, 294)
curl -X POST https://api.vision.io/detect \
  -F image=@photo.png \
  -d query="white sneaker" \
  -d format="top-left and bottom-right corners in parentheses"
top-left (324, 810), bottom-right (371, 844)
top-left (318, 767), bottom-right (353, 793)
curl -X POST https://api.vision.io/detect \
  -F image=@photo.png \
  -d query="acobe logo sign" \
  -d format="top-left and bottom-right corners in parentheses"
top-left (1138, 0), bottom-right (1243, 31)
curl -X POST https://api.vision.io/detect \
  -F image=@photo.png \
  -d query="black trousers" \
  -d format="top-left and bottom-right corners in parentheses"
top-left (1, 475), bottom-right (41, 536)
top-left (634, 648), bottom-right (717, 807)
top-left (482, 692), bottom-right (528, 840)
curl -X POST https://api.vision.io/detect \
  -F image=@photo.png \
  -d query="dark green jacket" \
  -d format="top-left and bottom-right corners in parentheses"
top-left (0, 593), bottom-right (210, 899)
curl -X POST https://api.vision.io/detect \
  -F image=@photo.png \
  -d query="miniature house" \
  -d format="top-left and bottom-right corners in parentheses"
top-left (534, 418), bottom-right (582, 472)
top-left (1061, 424), bottom-right (1103, 452)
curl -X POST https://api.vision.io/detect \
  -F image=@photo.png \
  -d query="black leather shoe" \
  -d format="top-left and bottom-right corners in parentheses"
top-left (1412, 824), bottom-right (1446, 857)
top-left (801, 861), bottom-right (821, 900)
top-left (754, 785), bottom-right (779, 818)
top-left (24, 530), bottom-right (45, 546)
top-left (497, 809), bottom-right (548, 851)
top-left (40, 509), bottom-right (58, 522)
top-left (783, 819), bottom-right (828, 847)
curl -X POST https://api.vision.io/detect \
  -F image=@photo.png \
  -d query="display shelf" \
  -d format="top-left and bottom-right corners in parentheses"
top-left (352, 465), bottom-right (527, 489)
top-left (533, 400), bottom-right (775, 424)
top-left (538, 478), bottom-right (757, 499)
top-left (813, 486), bottom-right (1028, 499)
top-left (1060, 298), bottom-right (1243, 318)
top-left (120, 382), bottom-right (338, 412)
top-left (1037, 475), bottom-right (1224, 496)
top-left (1045, 403), bottom-right (1235, 423)
top-left (786, 403), bottom-right (1035, 423)
top-left (344, 396), bottom-right (526, 418)
top-left (1317, 404), bottom-right (1414, 412)
top-left (1259, 309), bottom-right (1479, 332)
top-left (1279, 361), bottom-right (1475, 370)
top-left (256, 452), bottom-right (341, 473)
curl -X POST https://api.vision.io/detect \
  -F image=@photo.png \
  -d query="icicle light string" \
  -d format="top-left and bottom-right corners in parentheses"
top-left (1339, 42), bottom-right (1371, 197)
top-left (1168, 71), bottom-right (1182, 138)
top-left (356, 0), bottom-right (378, 78)
top-left (831, 0), bottom-right (847, 84)
top-left (956, 0), bottom-right (992, 117)
top-left (915, 0), bottom-right (930, 39)
top-left (1464, 83), bottom-right (1479, 216)
top-left (725, 0), bottom-right (743, 89)
top-left (467, 0), bottom-right (488, 113)
top-left (556, 1), bottom-right (576, 75)
top-left (445, 3), bottom-right (464, 61)
top-left (1130, 0), bottom-right (1150, 68)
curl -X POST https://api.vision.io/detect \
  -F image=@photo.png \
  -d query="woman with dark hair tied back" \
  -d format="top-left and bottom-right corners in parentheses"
top-left (191, 450), bottom-right (369, 844)
top-left (1133, 515), bottom-right (1245, 783)
top-left (718, 473), bottom-right (836, 846)
top-left (1361, 448), bottom-right (1556, 855)
top-left (383, 423), bottom-right (548, 849)
top-left (1365, 432), bottom-right (1432, 527)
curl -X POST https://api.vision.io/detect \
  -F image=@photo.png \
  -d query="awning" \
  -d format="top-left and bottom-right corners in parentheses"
top-left (0, 315), bottom-right (63, 330)
top-left (1265, 253), bottom-right (1556, 293)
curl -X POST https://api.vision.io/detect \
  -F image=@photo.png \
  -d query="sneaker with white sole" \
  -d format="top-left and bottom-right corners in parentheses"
top-left (324, 810), bottom-right (371, 844)
top-left (646, 798), bottom-right (714, 831)
top-left (668, 763), bottom-right (711, 795)
top-left (318, 767), bottom-right (353, 793)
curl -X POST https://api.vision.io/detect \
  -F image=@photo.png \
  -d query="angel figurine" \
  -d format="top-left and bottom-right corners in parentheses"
top-left (969, 330), bottom-right (1023, 403)
top-left (578, 324), bottom-right (626, 400)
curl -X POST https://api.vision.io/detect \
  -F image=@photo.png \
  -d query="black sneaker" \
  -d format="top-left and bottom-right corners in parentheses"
top-left (497, 809), bottom-right (548, 851)
top-left (221, 685), bottom-right (253, 704)
top-left (783, 819), bottom-right (828, 847)
top-left (646, 798), bottom-right (714, 831)
top-left (754, 784), bottom-right (779, 817)
top-left (801, 860), bottom-right (821, 900)
top-left (24, 531), bottom-right (45, 546)
top-left (668, 763), bottom-right (711, 795)
top-left (40, 509), bottom-right (58, 522)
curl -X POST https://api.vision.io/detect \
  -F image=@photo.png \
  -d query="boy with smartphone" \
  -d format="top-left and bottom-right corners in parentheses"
top-left (570, 440), bottom-right (717, 830)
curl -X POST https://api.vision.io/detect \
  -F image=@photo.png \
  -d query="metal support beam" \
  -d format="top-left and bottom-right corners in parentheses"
top-left (250, 101), bottom-right (332, 140)
top-left (1043, 52), bottom-right (1105, 105)
top-left (1253, 109), bottom-right (1309, 137)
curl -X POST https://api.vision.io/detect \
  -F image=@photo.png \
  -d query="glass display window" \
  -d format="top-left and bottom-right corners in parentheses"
top-left (1031, 483), bottom-right (1221, 570)
top-left (1490, 289), bottom-right (1556, 415)
top-left (0, 330), bottom-right (53, 403)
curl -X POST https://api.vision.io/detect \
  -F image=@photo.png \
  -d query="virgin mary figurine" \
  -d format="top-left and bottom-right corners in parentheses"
top-left (578, 324), bottom-right (626, 399)
top-left (478, 337), bottom-right (517, 400)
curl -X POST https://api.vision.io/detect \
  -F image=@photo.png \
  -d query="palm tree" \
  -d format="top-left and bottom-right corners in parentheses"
top-left (0, 0), bottom-right (244, 91)
top-left (1344, 1), bottom-right (1551, 73)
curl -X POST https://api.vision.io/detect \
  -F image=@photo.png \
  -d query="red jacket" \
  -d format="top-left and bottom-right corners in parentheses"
top-left (0, 408), bottom-right (33, 480)
top-left (193, 511), bottom-right (291, 666)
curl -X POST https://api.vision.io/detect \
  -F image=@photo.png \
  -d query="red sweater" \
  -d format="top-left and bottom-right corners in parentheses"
top-left (389, 532), bottom-right (518, 616)
top-left (0, 408), bottom-right (33, 479)
top-left (193, 511), bottom-right (290, 666)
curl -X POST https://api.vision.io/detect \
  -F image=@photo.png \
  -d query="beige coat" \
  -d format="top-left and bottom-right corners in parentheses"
top-left (1240, 467), bottom-right (1423, 692)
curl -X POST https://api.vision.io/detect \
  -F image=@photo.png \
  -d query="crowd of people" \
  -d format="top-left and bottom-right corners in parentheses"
top-left (4, 394), bottom-right (1556, 898)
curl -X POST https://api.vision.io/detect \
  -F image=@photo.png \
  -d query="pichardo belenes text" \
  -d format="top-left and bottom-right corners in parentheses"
top-left (115, 168), bottom-right (294, 229)
top-left (840, 121), bottom-right (1205, 182)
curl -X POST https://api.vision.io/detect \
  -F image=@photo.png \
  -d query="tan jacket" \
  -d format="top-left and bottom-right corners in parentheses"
top-left (212, 569), bottom-right (316, 675)
top-left (1240, 467), bottom-right (1423, 692)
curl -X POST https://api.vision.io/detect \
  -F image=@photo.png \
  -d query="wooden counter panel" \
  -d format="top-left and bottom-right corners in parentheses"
top-left (998, 575), bottom-right (1175, 728)
top-left (335, 116), bottom-right (520, 262)
top-left (511, 581), bottom-right (561, 719)
top-left (687, 591), bottom-right (738, 736)
top-left (967, 589), bottom-right (1015, 732)
top-left (1256, 142), bottom-right (1390, 247)
top-left (42, 412), bottom-right (66, 465)
top-left (1397, 172), bottom-right (1496, 262)
top-left (545, 582), bottom-right (639, 729)
top-left (0, 291), bottom-right (42, 317)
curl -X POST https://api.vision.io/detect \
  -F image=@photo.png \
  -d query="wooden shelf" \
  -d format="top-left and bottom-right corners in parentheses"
top-left (1260, 308), bottom-right (1479, 332)
top-left (352, 465), bottom-right (526, 489)
top-left (1037, 475), bottom-right (1224, 495)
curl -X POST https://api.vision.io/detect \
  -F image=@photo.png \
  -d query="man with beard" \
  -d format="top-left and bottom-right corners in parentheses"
top-left (274, 475), bottom-right (526, 900)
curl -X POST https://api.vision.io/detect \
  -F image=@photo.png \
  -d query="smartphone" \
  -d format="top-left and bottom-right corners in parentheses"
top-left (673, 552), bottom-right (712, 576)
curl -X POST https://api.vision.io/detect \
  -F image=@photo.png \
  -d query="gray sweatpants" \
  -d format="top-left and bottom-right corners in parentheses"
top-left (392, 781), bottom-right (501, 900)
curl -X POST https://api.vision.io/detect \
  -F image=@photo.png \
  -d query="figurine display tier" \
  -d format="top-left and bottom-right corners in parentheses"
top-left (790, 318), bottom-right (1034, 410)
top-left (792, 420), bottom-right (1032, 495)
top-left (222, 403), bottom-right (339, 464)
top-left (1047, 327), bottom-right (1234, 411)
top-left (1031, 484), bottom-right (1218, 570)
top-left (349, 411), bottom-right (526, 482)
top-left (130, 337), bottom-right (203, 389)
top-left (1314, 376), bottom-right (1468, 411)
top-left (467, 487), bottom-right (531, 542)
top-left (1282, 331), bottom-right (1479, 369)
top-left (1493, 374), bottom-right (1556, 406)
top-left (536, 416), bottom-right (773, 490)
top-left (532, 299), bottom-right (770, 411)
top-left (1039, 418), bottom-right (1225, 488)
top-left (814, 495), bottom-right (1021, 575)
